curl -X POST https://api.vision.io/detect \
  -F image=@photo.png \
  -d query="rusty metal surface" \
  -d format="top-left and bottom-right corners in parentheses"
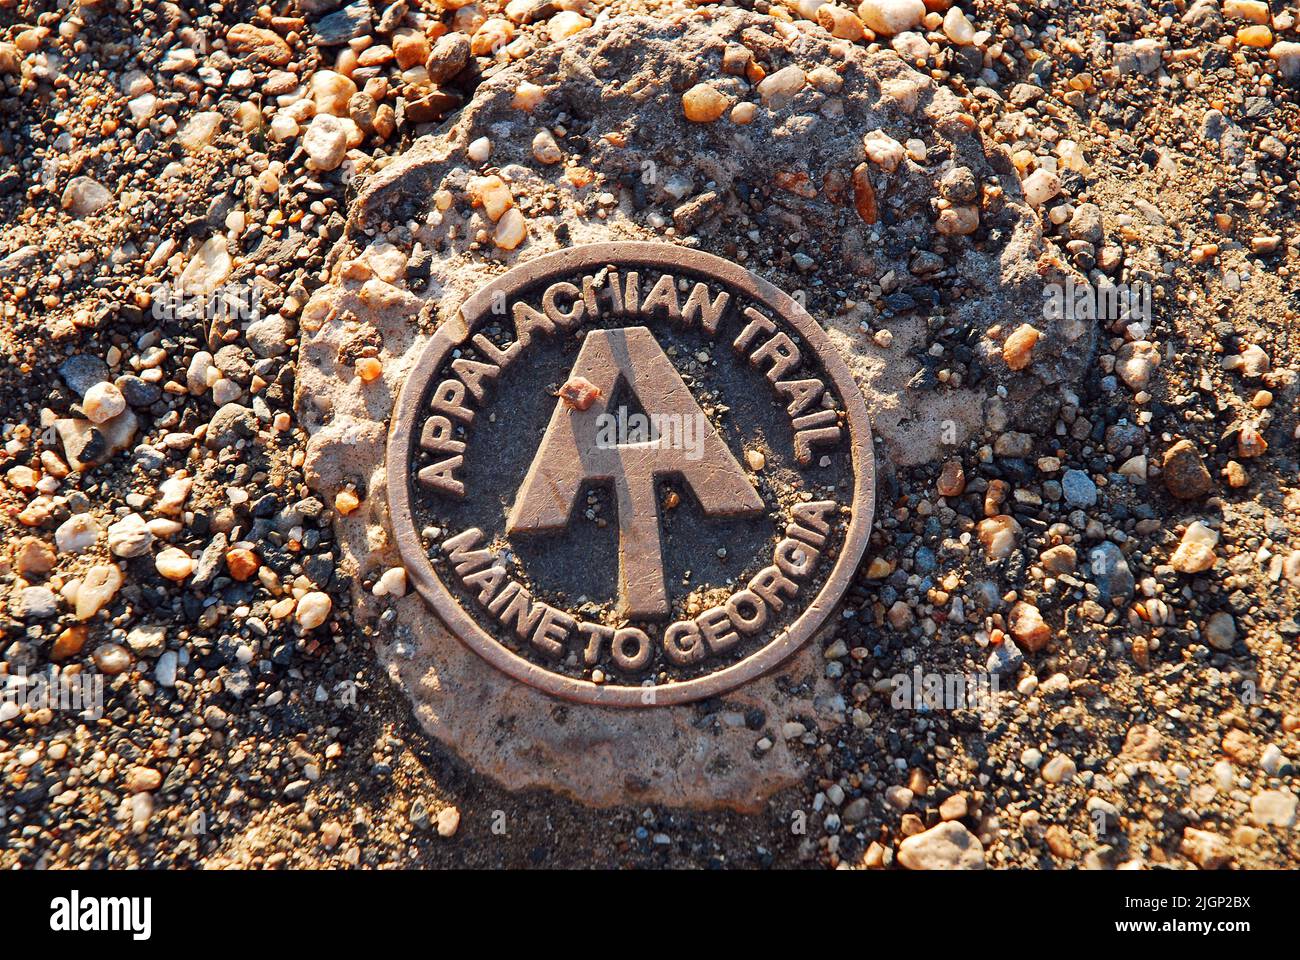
top-left (387, 242), bottom-right (876, 707)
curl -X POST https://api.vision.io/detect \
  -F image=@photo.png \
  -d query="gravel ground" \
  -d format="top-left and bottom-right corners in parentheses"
top-left (1, 0), bottom-right (1297, 869)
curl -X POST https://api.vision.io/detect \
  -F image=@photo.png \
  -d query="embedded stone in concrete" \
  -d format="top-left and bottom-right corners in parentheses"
top-left (388, 242), bottom-right (874, 708)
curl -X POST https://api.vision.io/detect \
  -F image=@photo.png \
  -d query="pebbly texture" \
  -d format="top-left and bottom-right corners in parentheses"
top-left (307, 8), bottom-right (1092, 467)
top-left (5, 0), bottom-right (1299, 871)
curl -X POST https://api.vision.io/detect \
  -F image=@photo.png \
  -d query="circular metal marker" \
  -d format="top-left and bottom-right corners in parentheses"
top-left (388, 243), bottom-right (875, 707)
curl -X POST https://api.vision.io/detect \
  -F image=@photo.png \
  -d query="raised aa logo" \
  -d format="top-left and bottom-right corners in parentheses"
top-left (509, 326), bottom-right (762, 619)
top-left (389, 243), bottom-right (874, 706)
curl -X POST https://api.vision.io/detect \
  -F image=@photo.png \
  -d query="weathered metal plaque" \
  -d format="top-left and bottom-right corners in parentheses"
top-left (388, 243), bottom-right (874, 706)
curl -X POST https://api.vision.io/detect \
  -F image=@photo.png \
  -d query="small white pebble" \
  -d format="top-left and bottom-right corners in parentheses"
top-left (83, 381), bottom-right (126, 424)
top-left (493, 208), bottom-right (527, 250)
top-left (467, 136), bottom-right (492, 163)
top-left (155, 547), bottom-right (195, 581)
top-left (296, 591), bottom-right (333, 630)
top-left (373, 567), bottom-right (409, 598)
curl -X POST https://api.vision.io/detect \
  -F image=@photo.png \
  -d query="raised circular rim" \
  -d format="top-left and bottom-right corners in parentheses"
top-left (387, 242), bottom-right (875, 708)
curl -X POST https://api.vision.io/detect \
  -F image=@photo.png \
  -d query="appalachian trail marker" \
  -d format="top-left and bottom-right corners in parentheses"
top-left (388, 242), bottom-right (876, 707)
